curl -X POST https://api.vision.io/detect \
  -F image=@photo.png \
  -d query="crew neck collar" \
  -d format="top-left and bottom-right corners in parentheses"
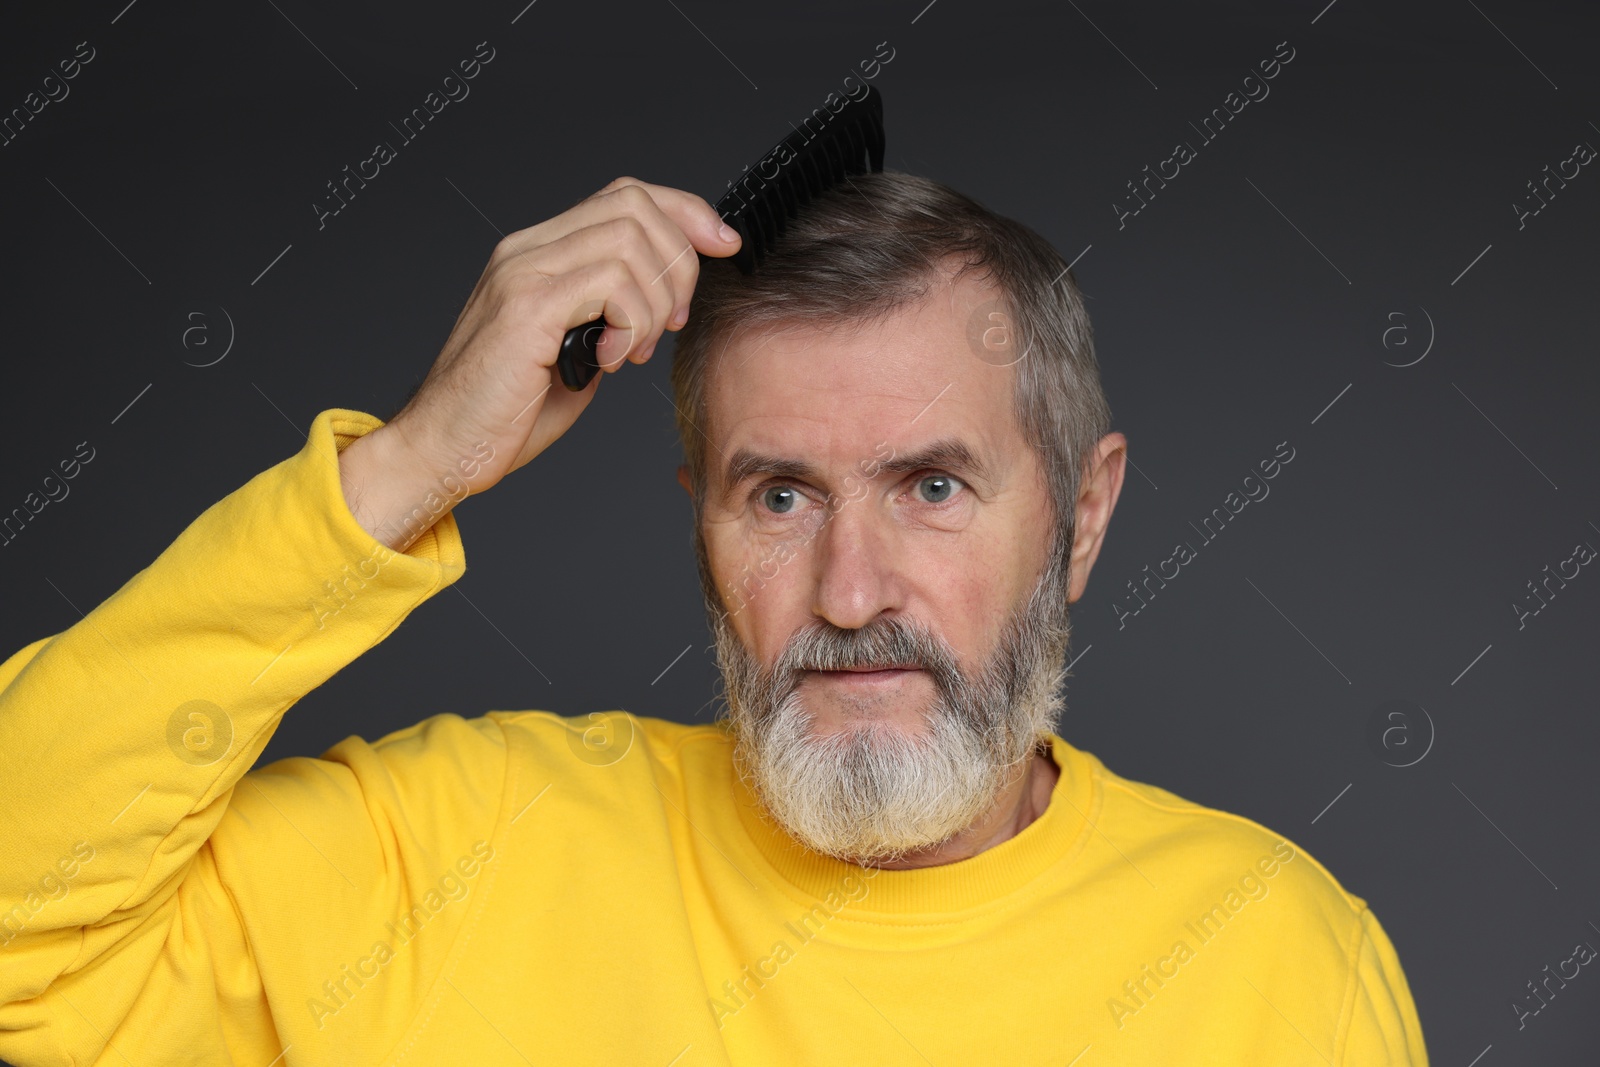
top-left (728, 735), bottom-right (1099, 916)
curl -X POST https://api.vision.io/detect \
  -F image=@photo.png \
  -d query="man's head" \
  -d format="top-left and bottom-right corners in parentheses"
top-left (669, 171), bottom-right (1122, 864)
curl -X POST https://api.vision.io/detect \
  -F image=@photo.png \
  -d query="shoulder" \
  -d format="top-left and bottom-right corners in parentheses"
top-left (307, 709), bottom-right (729, 803)
top-left (483, 710), bottom-right (730, 793)
top-left (1068, 742), bottom-right (1428, 1060)
top-left (485, 709), bottom-right (728, 760)
top-left (231, 712), bottom-right (512, 841)
top-left (1069, 740), bottom-right (1369, 952)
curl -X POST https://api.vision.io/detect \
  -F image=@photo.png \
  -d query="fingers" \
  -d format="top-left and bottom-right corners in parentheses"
top-left (554, 215), bottom-right (681, 352)
top-left (550, 257), bottom-right (658, 372)
top-left (497, 177), bottom-right (740, 327)
top-left (592, 182), bottom-right (704, 327)
top-left (598, 176), bottom-right (742, 262)
top-left (500, 223), bottom-right (669, 367)
top-left (480, 176), bottom-right (744, 400)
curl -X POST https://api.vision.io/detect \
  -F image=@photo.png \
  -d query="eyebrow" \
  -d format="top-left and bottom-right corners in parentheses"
top-left (718, 436), bottom-right (996, 498)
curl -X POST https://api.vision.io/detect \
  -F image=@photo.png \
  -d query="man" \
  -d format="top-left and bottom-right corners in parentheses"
top-left (0, 173), bottom-right (1427, 1064)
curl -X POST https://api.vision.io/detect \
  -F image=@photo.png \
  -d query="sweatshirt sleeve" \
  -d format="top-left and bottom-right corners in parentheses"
top-left (0, 408), bottom-right (496, 1066)
top-left (1337, 906), bottom-right (1430, 1066)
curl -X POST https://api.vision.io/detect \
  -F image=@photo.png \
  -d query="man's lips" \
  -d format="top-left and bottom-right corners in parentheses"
top-left (806, 665), bottom-right (923, 681)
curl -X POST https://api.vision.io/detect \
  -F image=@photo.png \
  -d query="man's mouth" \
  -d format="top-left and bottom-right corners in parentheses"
top-left (807, 664), bottom-right (922, 683)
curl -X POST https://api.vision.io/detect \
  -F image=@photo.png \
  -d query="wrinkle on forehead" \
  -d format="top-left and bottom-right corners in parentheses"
top-left (695, 269), bottom-right (1028, 511)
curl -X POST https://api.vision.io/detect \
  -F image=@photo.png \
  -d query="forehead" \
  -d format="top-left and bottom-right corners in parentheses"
top-left (703, 270), bottom-right (1024, 473)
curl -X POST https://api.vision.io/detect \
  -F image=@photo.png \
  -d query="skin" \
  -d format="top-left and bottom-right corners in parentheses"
top-left (687, 270), bottom-right (1126, 868)
top-left (338, 177), bottom-right (1128, 870)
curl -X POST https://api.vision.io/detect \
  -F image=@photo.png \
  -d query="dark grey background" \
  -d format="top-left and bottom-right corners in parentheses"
top-left (2, 0), bottom-right (1597, 1063)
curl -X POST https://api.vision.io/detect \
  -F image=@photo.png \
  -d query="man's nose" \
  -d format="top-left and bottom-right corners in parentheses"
top-left (808, 497), bottom-right (902, 630)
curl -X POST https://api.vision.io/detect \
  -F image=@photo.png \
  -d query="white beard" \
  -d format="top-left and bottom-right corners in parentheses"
top-left (709, 556), bottom-right (1075, 865)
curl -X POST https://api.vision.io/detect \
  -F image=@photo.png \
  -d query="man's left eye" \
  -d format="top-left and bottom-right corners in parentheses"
top-left (760, 485), bottom-right (801, 514)
top-left (914, 474), bottom-right (963, 503)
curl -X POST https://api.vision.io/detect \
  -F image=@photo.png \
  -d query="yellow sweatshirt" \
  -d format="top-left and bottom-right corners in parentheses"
top-left (0, 408), bottom-right (1428, 1066)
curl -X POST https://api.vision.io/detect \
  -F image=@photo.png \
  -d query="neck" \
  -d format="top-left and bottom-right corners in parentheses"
top-left (868, 742), bottom-right (1060, 870)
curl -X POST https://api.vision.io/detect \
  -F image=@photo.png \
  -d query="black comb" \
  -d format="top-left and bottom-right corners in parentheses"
top-left (554, 84), bottom-right (886, 391)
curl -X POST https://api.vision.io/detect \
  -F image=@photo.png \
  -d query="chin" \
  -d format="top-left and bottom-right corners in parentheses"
top-left (797, 710), bottom-right (944, 760)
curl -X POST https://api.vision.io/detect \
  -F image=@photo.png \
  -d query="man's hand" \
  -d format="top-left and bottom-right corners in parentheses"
top-left (338, 176), bottom-right (740, 551)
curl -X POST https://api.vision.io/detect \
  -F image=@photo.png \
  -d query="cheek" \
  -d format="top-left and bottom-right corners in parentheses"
top-left (908, 515), bottom-right (1040, 656)
top-left (895, 537), bottom-right (989, 651)
top-left (701, 518), bottom-right (811, 658)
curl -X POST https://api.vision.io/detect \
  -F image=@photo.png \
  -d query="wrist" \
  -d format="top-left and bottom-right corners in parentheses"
top-left (339, 422), bottom-right (463, 552)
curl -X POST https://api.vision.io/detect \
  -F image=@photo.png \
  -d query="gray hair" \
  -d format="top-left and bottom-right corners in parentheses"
top-left (670, 169), bottom-right (1112, 604)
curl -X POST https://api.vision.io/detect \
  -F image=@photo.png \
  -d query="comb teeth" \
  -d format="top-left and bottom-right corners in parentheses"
top-left (715, 84), bottom-right (886, 274)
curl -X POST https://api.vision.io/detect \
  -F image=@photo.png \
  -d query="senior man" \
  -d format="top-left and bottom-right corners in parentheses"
top-left (0, 173), bottom-right (1427, 1065)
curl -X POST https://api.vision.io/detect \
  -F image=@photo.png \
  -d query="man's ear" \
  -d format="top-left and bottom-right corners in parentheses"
top-left (676, 464), bottom-right (693, 497)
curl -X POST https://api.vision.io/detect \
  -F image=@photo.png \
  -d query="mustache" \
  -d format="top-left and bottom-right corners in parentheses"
top-left (771, 616), bottom-right (962, 691)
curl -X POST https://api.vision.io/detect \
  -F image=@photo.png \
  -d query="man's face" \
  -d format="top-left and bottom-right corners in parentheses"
top-left (689, 270), bottom-right (1072, 862)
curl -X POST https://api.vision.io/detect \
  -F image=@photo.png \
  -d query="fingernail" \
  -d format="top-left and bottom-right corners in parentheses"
top-left (640, 340), bottom-right (658, 362)
top-left (672, 305), bottom-right (689, 329)
top-left (718, 222), bottom-right (738, 243)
